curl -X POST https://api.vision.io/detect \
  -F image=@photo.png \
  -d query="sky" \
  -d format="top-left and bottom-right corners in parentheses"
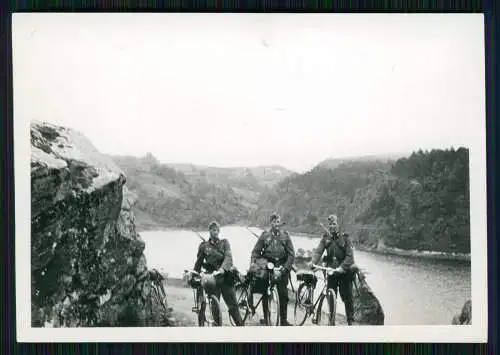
top-left (13, 13), bottom-right (485, 173)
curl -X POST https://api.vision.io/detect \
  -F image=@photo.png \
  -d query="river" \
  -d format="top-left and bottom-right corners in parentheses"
top-left (141, 226), bottom-right (471, 325)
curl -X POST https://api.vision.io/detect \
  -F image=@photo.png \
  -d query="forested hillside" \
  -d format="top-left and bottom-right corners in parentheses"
top-left (357, 148), bottom-right (470, 253)
top-left (251, 159), bottom-right (394, 234)
top-left (252, 148), bottom-right (470, 254)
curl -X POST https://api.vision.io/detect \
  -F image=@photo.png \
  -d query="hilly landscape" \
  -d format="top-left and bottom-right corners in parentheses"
top-left (109, 153), bottom-right (294, 230)
top-left (110, 147), bottom-right (471, 254)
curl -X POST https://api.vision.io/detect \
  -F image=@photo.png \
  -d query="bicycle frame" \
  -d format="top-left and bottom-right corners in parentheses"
top-left (306, 270), bottom-right (330, 309)
top-left (184, 269), bottom-right (223, 323)
top-left (249, 267), bottom-right (279, 307)
top-left (237, 261), bottom-right (282, 321)
top-left (298, 265), bottom-right (341, 318)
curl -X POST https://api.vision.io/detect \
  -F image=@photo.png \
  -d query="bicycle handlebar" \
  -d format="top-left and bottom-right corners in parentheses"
top-left (311, 264), bottom-right (344, 275)
top-left (266, 261), bottom-right (283, 271)
top-left (184, 269), bottom-right (223, 277)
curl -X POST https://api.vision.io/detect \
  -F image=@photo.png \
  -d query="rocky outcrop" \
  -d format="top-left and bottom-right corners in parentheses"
top-left (452, 299), bottom-right (472, 325)
top-left (31, 121), bottom-right (171, 327)
top-left (352, 271), bottom-right (384, 325)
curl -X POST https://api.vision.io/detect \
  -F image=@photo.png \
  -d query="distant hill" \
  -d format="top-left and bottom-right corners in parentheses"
top-left (316, 152), bottom-right (410, 170)
top-left (170, 163), bottom-right (295, 188)
top-left (108, 154), bottom-right (294, 230)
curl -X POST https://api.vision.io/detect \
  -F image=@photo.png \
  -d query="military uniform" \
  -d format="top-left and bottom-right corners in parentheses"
top-left (311, 229), bottom-right (355, 325)
top-left (193, 237), bottom-right (243, 326)
top-left (250, 228), bottom-right (295, 325)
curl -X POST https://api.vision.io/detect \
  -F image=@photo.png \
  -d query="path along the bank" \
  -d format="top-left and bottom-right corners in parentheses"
top-left (163, 278), bottom-right (347, 327)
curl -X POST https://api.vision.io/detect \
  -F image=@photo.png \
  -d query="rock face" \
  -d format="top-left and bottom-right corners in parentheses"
top-left (452, 299), bottom-right (472, 325)
top-left (31, 121), bottom-right (170, 327)
top-left (352, 271), bottom-right (385, 325)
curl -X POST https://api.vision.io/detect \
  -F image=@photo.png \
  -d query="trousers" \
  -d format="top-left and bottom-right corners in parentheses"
top-left (327, 273), bottom-right (354, 324)
top-left (213, 281), bottom-right (244, 326)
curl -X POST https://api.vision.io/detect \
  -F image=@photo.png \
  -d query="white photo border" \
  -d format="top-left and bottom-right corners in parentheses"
top-left (13, 12), bottom-right (488, 343)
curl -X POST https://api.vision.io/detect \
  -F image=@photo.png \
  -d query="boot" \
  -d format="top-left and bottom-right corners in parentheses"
top-left (261, 295), bottom-right (270, 325)
top-left (228, 306), bottom-right (244, 326)
top-left (280, 301), bottom-right (292, 326)
top-left (247, 292), bottom-right (256, 314)
top-left (345, 301), bottom-right (354, 326)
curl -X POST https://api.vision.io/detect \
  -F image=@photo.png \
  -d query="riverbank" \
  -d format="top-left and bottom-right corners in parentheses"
top-left (355, 244), bottom-right (471, 262)
top-left (162, 276), bottom-right (348, 326)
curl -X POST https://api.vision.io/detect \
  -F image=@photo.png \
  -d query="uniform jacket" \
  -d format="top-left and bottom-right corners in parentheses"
top-left (194, 237), bottom-right (234, 273)
top-left (251, 228), bottom-right (295, 272)
top-left (311, 230), bottom-right (354, 271)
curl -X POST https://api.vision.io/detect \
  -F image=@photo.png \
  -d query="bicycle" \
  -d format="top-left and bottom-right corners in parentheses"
top-left (184, 268), bottom-right (224, 327)
top-left (293, 264), bottom-right (341, 326)
top-left (230, 261), bottom-right (282, 326)
top-left (144, 269), bottom-right (171, 326)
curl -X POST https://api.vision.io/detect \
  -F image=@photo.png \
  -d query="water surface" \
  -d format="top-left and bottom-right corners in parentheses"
top-left (142, 226), bottom-right (471, 325)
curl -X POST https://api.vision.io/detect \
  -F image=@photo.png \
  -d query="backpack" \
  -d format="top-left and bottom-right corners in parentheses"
top-left (250, 231), bottom-right (292, 290)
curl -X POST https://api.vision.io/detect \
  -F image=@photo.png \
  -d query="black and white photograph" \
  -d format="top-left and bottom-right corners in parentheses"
top-left (14, 13), bottom-right (487, 342)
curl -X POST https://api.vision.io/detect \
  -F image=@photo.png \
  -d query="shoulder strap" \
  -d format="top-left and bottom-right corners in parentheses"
top-left (322, 234), bottom-right (332, 247)
top-left (262, 230), bottom-right (290, 253)
top-left (214, 238), bottom-right (227, 257)
top-left (261, 231), bottom-right (272, 252)
top-left (204, 239), bottom-right (226, 259)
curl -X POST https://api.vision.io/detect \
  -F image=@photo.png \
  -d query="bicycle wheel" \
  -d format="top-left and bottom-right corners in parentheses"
top-left (315, 288), bottom-right (337, 326)
top-left (151, 284), bottom-right (168, 325)
top-left (156, 285), bottom-right (169, 311)
top-left (230, 283), bottom-right (250, 326)
top-left (264, 288), bottom-right (280, 326)
top-left (294, 283), bottom-right (312, 326)
top-left (208, 295), bottom-right (223, 326)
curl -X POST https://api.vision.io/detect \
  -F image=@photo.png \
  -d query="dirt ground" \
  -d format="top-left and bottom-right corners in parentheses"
top-left (164, 278), bottom-right (347, 327)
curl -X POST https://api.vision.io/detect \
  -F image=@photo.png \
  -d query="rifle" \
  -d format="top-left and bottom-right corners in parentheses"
top-left (246, 226), bottom-right (297, 292)
top-left (192, 230), bottom-right (206, 243)
top-left (319, 222), bottom-right (332, 237)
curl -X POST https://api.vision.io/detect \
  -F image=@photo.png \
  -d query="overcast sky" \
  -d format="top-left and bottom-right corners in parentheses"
top-left (13, 14), bottom-right (484, 173)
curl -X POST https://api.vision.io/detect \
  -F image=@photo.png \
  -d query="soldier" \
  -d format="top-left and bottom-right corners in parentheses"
top-left (250, 213), bottom-right (295, 326)
top-left (192, 221), bottom-right (244, 326)
top-left (309, 214), bottom-right (356, 325)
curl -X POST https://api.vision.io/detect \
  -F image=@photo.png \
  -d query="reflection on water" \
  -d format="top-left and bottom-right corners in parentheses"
top-left (141, 226), bottom-right (471, 325)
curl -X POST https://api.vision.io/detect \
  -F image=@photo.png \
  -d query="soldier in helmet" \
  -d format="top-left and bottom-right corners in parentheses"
top-left (309, 214), bottom-right (356, 325)
top-left (191, 221), bottom-right (244, 326)
top-left (250, 213), bottom-right (295, 326)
